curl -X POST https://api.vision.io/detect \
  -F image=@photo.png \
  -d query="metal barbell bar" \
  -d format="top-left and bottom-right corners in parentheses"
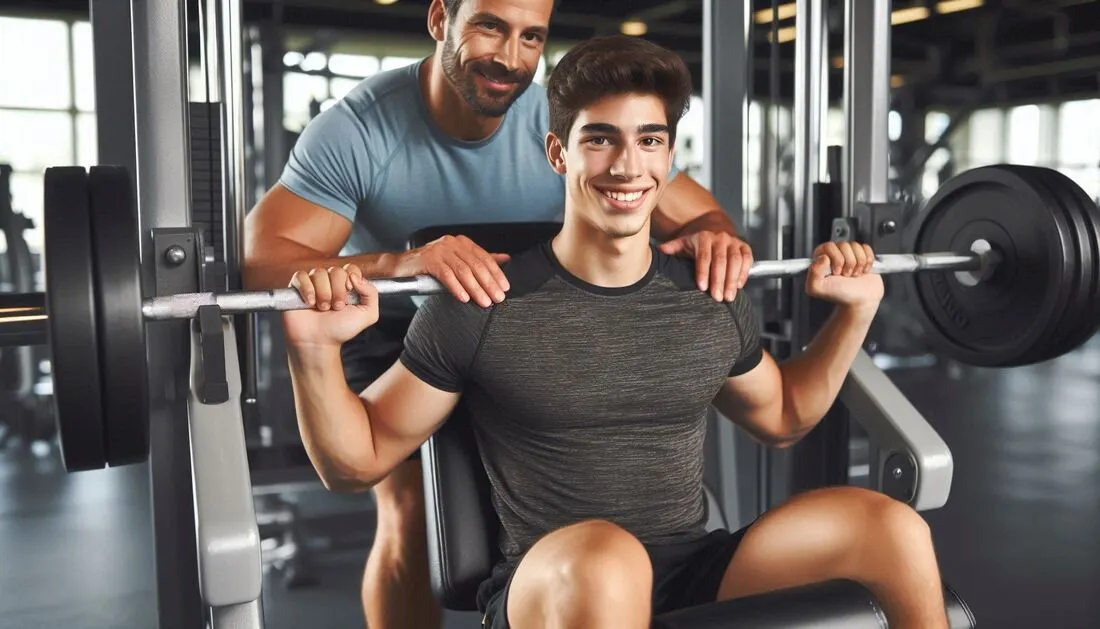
top-left (0, 245), bottom-right (998, 331)
top-left (140, 247), bottom-right (995, 320)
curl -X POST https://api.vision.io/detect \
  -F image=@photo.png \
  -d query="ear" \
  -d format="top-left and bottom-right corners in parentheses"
top-left (427, 0), bottom-right (447, 42)
top-left (545, 132), bottom-right (568, 175)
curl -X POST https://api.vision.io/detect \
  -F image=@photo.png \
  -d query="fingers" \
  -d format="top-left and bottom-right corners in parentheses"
top-left (421, 235), bottom-right (510, 308)
top-left (812, 241), bottom-right (876, 277)
top-left (289, 270), bottom-right (316, 307)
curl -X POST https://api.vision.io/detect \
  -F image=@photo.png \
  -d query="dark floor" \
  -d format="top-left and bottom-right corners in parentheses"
top-left (1, 338), bottom-right (1099, 628)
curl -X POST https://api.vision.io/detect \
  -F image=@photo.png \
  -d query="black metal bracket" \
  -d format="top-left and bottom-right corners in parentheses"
top-left (195, 304), bottom-right (229, 405)
top-left (831, 202), bottom-right (903, 254)
top-left (152, 228), bottom-right (199, 297)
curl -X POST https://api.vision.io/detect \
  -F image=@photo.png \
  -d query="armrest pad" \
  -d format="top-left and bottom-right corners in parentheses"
top-left (840, 350), bottom-right (953, 511)
top-left (188, 318), bottom-right (262, 607)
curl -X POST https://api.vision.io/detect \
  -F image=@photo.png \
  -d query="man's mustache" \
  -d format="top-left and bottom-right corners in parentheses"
top-left (470, 61), bottom-right (530, 84)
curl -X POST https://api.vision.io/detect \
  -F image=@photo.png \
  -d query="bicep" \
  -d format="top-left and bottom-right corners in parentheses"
top-left (712, 351), bottom-right (786, 445)
top-left (245, 183), bottom-right (353, 258)
top-left (360, 361), bottom-right (461, 472)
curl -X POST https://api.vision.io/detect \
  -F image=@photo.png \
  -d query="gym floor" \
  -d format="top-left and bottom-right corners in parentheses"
top-left (1, 340), bottom-right (1098, 629)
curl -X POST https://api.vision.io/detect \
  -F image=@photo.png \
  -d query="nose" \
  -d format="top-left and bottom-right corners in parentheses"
top-left (494, 35), bottom-right (522, 71)
top-left (609, 145), bottom-right (643, 179)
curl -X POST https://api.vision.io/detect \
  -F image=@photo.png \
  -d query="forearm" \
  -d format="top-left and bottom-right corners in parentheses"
top-left (655, 209), bottom-right (738, 241)
top-left (777, 302), bottom-right (878, 438)
top-left (242, 237), bottom-right (401, 290)
top-left (286, 343), bottom-right (380, 491)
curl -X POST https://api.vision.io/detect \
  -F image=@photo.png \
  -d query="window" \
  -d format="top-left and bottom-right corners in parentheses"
top-left (1007, 104), bottom-right (1041, 165)
top-left (0, 17), bottom-right (92, 258)
top-left (965, 108), bottom-right (1004, 168)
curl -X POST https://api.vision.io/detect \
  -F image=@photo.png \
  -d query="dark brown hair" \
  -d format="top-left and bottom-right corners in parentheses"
top-left (442, 0), bottom-right (560, 19)
top-left (546, 35), bottom-right (693, 145)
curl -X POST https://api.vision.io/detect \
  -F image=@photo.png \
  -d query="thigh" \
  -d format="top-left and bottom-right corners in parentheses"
top-left (715, 485), bottom-right (902, 601)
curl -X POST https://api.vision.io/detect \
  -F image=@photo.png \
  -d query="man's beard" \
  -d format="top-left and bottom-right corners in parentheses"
top-left (440, 36), bottom-right (533, 117)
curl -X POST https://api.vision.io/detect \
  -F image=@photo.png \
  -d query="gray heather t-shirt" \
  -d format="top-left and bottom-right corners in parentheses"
top-left (399, 240), bottom-right (763, 564)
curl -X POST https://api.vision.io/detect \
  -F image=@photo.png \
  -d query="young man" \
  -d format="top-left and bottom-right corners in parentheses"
top-left (280, 35), bottom-right (950, 629)
top-left (243, 2), bottom-right (752, 625)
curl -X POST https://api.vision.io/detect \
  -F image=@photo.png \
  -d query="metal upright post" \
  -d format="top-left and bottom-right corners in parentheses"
top-left (702, 0), bottom-right (759, 528)
top-left (842, 0), bottom-right (894, 503)
top-left (129, 1), bottom-right (204, 628)
top-left (90, 0), bottom-right (136, 174)
top-left (786, 0), bottom-right (848, 499)
top-left (844, 0), bottom-right (892, 212)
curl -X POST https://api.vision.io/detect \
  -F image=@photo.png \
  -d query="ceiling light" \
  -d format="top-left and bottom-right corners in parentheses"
top-left (766, 25), bottom-right (797, 44)
top-left (753, 2), bottom-right (797, 24)
top-left (620, 20), bottom-right (648, 36)
top-left (374, 0), bottom-right (399, 5)
top-left (891, 6), bottom-right (930, 25)
top-left (936, 0), bottom-right (983, 14)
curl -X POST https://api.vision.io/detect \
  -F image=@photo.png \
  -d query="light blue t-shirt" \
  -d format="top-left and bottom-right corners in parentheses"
top-left (279, 60), bottom-right (566, 258)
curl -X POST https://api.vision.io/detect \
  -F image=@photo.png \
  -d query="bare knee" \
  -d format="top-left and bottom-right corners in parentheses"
top-left (510, 520), bottom-right (652, 626)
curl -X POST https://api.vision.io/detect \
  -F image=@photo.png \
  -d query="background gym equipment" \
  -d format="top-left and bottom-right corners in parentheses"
top-left (0, 160), bottom-right (1096, 475)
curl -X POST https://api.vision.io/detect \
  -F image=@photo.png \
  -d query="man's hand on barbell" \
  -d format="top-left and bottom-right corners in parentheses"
top-left (805, 241), bottom-right (885, 308)
top-left (283, 264), bottom-right (380, 348)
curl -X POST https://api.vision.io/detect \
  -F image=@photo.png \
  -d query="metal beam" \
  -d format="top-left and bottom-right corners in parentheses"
top-left (702, 0), bottom-right (757, 529)
top-left (129, 0), bottom-right (204, 627)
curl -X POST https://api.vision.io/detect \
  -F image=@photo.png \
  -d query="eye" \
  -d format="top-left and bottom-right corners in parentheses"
top-left (586, 137), bottom-right (611, 146)
top-left (640, 137), bottom-right (664, 147)
top-left (522, 32), bottom-right (544, 43)
top-left (478, 21), bottom-right (500, 31)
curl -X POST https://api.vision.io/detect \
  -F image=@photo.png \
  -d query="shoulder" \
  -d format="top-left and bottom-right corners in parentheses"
top-left (311, 63), bottom-right (426, 145)
top-left (654, 249), bottom-right (699, 291)
top-left (499, 241), bottom-right (557, 298)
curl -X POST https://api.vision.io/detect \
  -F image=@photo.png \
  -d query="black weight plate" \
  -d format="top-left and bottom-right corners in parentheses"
top-left (88, 166), bottom-right (149, 467)
top-left (43, 167), bottom-right (107, 472)
top-left (1041, 168), bottom-right (1100, 356)
top-left (907, 165), bottom-right (1074, 367)
top-left (997, 165), bottom-right (1085, 365)
top-left (1028, 166), bottom-right (1096, 361)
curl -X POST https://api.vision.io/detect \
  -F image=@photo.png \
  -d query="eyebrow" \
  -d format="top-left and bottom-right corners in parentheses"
top-left (579, 123), bottom-right (670, 135)
top-left (468, 11), bottom-right (550, 38)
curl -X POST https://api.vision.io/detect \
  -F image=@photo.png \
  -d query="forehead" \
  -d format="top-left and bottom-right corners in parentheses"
top-left (456, 0), bottom-right (554, 24)
top-left (573, 93), bottom-right (669, 130)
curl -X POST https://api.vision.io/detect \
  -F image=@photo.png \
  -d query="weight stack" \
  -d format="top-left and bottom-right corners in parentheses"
top-left (189, 102), bottom-right (224, 270)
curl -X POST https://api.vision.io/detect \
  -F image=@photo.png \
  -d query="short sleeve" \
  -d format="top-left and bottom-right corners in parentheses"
top-left (398, 296), bottom-right (490, 393)
top-left (727, 291), bottom-right (763, 377)
top-left (278, 102), bottom-right (373, 221)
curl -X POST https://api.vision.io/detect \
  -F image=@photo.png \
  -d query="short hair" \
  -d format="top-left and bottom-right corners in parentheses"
top-left (442, 0), bottom-right (560, 19)
top-left (546, 35), bottom-right (693, 146)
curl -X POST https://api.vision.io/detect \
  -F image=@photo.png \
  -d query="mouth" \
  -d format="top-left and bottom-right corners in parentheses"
top-left (475, 72), bottom-right (517, 92)
top-left (595, 187), bottom-right (652, 212)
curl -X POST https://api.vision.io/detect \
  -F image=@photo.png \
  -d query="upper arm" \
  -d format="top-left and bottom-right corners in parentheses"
top-left (710, 291), bottom-right (788, 445)
top-left (244, 103), bottom-right (374, 265)
top-left (244, 184), bottom-right (354, 262)
top-left (357, 360), bottom-right (462, 473)
top-left (360, 294), bottom-right (488, 471)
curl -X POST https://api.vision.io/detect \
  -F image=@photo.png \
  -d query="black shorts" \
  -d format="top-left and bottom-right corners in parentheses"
top-left (478, 527), bottom-right (750, 628)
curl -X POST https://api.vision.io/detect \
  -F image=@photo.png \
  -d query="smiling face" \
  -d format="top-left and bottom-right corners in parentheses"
top-left (434, 0), bottom-right (552, 117)
top-left (546, 92), bottom-right (675, 239)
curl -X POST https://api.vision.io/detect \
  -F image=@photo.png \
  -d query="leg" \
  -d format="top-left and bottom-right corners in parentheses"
top-left (502, 520), bottom-right (653, 629)
top-left (716, 486), bottom-right (947, 629)
top-left (362, 459), bottom-right (441, 629)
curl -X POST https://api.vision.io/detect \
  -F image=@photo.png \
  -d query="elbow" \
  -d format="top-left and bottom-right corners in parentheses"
top-left (314, 457), bottom-right (382, 493)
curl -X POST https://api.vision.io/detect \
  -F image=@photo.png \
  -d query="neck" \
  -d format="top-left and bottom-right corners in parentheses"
top-left (420, 55), bottom-right (504, 141)
top-left (551, 208), bottom-right (653, 288)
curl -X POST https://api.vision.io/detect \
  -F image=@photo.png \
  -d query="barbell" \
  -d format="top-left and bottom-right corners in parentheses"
top-left (1, 162), bottom-right (1098, 473)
